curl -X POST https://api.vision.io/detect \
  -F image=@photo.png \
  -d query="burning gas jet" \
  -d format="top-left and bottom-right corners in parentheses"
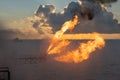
top-left (47, 15), bottom-right (105, 63)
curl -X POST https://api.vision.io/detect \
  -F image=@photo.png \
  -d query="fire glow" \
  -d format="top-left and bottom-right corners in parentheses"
top-left (47, 16), bottom-right (105, 63)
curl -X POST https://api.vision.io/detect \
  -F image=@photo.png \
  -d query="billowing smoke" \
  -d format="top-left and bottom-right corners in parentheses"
top-left (32, 0), bottom-right (120, 33)
top-left (84, 0), bottom-right (118, 4)
top-left (1, 0), bottom-right (119, 39)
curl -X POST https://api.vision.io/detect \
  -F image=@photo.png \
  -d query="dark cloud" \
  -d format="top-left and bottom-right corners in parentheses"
top-left (35, 5), bottom-right (55, 17)
top-left (33, 0), bottom-right (120, 33)
top-left (79, 0), bottom-right (118, 4)
top-left (91, 0), bottom-right (117, 4)
top-left (0, 0), bottom-right (120, 40)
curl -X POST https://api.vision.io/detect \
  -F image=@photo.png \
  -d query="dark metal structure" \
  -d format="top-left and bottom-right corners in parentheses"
top-left (0, 67), bottom-right (10, 80)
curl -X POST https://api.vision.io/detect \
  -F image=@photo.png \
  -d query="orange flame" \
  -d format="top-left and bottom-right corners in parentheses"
top-left (47, 15), bottom-right (105, 63)
top-left (48, 39), bottom-right (70, 55)
top-left (48, 15), bottom-right (78, 54)
top-left (54, 15), bottom-right (78, 38)
top-left (54, 33), bottom-right (105, 63)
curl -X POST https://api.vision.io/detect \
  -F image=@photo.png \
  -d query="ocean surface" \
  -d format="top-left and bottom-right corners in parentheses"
top-left (0, 40), bottom-right (120, 80)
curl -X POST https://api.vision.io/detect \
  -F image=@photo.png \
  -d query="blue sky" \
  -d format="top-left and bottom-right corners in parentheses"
top-left (0, 0), bottom-right (78, 21)
top-left (0, 0), bottom-right (120, 22)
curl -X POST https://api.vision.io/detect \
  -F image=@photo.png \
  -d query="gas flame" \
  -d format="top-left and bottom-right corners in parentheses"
top-left (47, 15), bottom-right (105, 63)
top-left (48, 39), bottom-right (70, 55)
top-left (47, 15), bottom-right (78, 54)
top-left (54, 15), bottom-right (78, 38)
top-left (54, 33), bottom-right (105, 63)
